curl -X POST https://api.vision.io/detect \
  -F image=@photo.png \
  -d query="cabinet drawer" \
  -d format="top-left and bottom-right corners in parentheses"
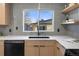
top-left (25, 40), bottom-right (40, 46)
top-left (39, 40), bottom-right (56, 46)
top-left (25, 40), bottom-right (56, 46)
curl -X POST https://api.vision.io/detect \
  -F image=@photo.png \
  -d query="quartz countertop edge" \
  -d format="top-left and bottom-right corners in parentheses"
top-left (0, 35), bottom-right (79, 49)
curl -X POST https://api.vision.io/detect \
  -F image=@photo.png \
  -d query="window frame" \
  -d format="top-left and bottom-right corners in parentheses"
top-left (23, 9), bottom-right (54, 32)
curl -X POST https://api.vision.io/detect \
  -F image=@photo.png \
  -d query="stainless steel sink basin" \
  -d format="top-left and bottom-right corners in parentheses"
top-left (29, 36), bottom-right (49, 38)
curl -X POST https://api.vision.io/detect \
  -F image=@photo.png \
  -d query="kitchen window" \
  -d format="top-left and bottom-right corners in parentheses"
top-left (23, 9), bottom-right (54, 32)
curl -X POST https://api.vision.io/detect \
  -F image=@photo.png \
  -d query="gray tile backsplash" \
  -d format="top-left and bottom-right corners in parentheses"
top-left (2, 3), bottom-right (66, 36)
top-left (67, 8), bottom-right (79, 39)
top-left (0, 3), bottom-right (78, 39)
top-left (69, 8), bottom-right (79, 20)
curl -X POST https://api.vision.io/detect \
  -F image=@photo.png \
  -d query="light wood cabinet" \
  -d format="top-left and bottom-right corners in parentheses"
top-left (25, 40), bottom-right (40, 56)
top-left (25, 46), bottom-right (39, 56)
top-left (0, 40), bottom-right (4, 56)
top-left (40, 46), bottom-right (55, 56)
top-left (39, 40), bottom-right (56, 56)
top-left (25, 40), bottom-right (56, 56)
top-left (0, 3), bottom-right (11, 25)
top-left (56, 42), bottom-right (65, 56)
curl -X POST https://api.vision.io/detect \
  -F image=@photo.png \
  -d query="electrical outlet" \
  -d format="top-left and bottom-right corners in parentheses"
top-left (16, 26), bottom-right (18, 30)
top-left (9, 29), bottom-right (11, 32)
top-left (57, 28), bottom-right (60, 32)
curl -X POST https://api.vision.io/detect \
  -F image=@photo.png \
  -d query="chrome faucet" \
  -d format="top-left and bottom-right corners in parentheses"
top-left (37, 26), bottom-right (40, 36)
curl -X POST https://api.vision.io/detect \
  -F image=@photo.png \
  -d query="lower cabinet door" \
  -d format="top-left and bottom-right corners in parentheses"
top-left (57, 48), bottom-right (65, 56)
top-left (57, 48), bottom-right (64, 56)
top-left (56, 45), bottom-right (65, 56)
top-left (40, 46), bottom-right (55, 56)
top-left (56, 47), bottom-right (61, 56)
top-left (25, 46), bottom-right (39, 56)
top-left (0, 40), bottom-right (4, 56)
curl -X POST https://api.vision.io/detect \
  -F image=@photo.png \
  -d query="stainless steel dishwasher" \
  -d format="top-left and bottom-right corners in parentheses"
top-left (4, 40), bottom-right (24, 56)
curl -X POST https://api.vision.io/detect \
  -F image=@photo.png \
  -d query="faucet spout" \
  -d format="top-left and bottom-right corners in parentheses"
top-left (37, 26), bottom-right (40, 36)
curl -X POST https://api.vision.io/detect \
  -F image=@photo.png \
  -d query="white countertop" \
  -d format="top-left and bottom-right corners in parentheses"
top-left (0, 35), bottom-right (79, 49)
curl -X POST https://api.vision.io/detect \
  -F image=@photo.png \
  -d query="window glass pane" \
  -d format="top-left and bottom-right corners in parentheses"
top-left (23, 10), bottom-right (38, 31)
top-left (39, 10), bottom-right (53, 31)
top-left (23, 9), bottom-right (54, 32)
top-left (39, 26), bottom-right (46, 30)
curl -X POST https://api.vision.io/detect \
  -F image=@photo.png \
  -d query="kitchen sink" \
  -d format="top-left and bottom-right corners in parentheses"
top-left (29, 36), bottom-right (50, 39)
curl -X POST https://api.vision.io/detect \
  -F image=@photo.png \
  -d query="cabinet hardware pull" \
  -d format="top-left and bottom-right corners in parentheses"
top-left (57, 47), bottom-right (59, 49)
top-left (40, 45), bottom-right (45, 47)
top-left (33, 45), bottom-right (39, 47)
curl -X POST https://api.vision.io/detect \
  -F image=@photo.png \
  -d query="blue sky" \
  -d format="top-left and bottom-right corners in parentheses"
top-left (24, 10), bottom-right (53, 23)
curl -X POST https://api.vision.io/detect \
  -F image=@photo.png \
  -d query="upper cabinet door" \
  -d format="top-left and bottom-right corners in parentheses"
top-left (0, 3), bottom-right (10, 25)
